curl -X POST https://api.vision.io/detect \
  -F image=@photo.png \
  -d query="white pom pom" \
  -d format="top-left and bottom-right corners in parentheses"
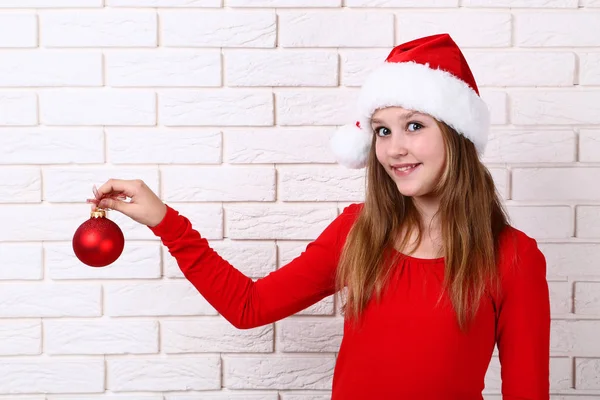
top-left (330, 122), bottom-right (372, 169)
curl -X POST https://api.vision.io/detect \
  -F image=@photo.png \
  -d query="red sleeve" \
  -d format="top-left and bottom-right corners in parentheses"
top-left (496, 235), bottom-right (551, 399)
top-left (149, 203), bottom-right (362, 329)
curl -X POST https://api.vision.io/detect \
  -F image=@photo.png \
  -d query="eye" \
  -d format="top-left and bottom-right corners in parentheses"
top-left (407, 122), bottom-right (423, 132)
top-left (374, 127), bottom-right (391, 137)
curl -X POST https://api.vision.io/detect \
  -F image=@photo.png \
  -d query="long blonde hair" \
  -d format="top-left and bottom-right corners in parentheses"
top-left (335, 121), bottom-right (510, 331)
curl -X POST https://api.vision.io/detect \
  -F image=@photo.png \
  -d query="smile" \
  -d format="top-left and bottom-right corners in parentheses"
top-left (392, 163), bottom-right (421, 176)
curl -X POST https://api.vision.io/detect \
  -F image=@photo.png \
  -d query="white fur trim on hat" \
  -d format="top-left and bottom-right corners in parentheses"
top-left (358, 61), bottom-right (490, 153)
top-left (331, 61), bottom-right (490, 169)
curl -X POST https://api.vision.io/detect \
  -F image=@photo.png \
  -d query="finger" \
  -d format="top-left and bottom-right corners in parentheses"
top-left (98, 197), bottom-right (131, 214)
top-left (96, 179), bottom-right (138, 199)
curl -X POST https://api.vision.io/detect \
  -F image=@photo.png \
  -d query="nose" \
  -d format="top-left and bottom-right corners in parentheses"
top-left (387, 131), bottom-right (408, 157)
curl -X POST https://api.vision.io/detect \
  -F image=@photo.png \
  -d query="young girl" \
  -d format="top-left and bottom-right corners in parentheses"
top-left (90, 34), bottom-right (551, 399)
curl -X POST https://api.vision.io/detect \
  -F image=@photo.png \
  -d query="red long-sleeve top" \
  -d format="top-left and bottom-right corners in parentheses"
top-left (149, 202), bottom-right (551, 399)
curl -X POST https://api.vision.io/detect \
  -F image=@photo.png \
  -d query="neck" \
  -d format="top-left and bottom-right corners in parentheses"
top-left (413, 195), bottom-right (441, 233)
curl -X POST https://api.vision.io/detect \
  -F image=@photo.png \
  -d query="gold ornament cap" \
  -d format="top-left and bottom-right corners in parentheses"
top-left (91, 208), bottom-right (107, 218)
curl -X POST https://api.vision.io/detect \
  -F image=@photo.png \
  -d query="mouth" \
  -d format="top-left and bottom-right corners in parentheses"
top-left (391, 163), bottom-right (421, 176)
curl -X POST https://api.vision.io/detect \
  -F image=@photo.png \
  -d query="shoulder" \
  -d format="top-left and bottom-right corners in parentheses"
top-left (496, 225), bottom-right (547, 286)
top-left (340, 202), bottom-right (364, 218)
top-left (319, 202), bottom-right (364, 247)
top-left (336, 202), bottom-right (365, 231)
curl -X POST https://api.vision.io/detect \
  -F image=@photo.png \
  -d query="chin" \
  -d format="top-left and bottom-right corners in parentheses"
top-left (395, 183), bottom-right (433, 198)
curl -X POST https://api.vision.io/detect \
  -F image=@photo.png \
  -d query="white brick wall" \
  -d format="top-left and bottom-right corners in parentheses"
top-left (0, 1), bottom-right (598, 399)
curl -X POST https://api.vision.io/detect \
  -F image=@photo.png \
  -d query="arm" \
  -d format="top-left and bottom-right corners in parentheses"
top-left (496, 237), bottom-right (551, 399)
top-left (149, 203), bottom-right (361, 329)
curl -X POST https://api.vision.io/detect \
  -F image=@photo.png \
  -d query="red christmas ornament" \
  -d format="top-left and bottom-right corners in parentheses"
top-left (72, 208), bottom-right (124, 267)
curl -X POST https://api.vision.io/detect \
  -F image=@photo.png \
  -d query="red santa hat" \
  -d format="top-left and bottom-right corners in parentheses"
top-left (331, 33), bottom-right (490, 169)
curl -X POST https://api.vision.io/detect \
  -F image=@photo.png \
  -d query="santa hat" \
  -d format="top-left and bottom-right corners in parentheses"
top-left (331, 33), bottom-right (490, 169)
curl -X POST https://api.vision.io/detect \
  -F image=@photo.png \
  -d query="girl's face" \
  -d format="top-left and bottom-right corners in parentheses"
top-left (373, 106), bottom-right (447, 200)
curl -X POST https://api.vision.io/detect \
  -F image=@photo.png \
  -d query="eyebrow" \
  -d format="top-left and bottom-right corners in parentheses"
top-left (370, 111), bottom-right (425, 125)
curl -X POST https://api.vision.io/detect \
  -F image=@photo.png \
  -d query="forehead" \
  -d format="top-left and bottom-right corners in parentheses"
top-left (371, 106), bottom-right (430, 122)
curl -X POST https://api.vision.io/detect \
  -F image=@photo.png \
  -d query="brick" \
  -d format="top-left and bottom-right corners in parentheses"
top-left (167, 393), bottom-right (278, 400)
top-left (279, 166), bottom-right (365, 202)
top-left (109, 0), bottom-right (219, 5)
top-left (480, 90), bottom-right (507, 125)
top-left (296, 296), bottom-right (335, 316)
top-left (347, 0), bottom-right (457, 5)
top-left (224, 128), bottom-right (336, 164)
top-left (548, 281), bottom-right (572, 315)
top-left (44, 166), bottom-right (159, 203)
top-left (0, 244), bottom-right (42, 280)
top-left (0, 13), bottom-right (36, 47)
top-left (512, 168), bottom-right (600, 201)
top-left (49, 396), bottom-right (163, 400)
top-left (223, 356), bottom-right (335, 389)
top-left (41, 10), bottom-right (157, 47)
top-left (159, 90), bottom-right (273, 126)
top-left (0, 360), bottom-right (104, 394)
top-left (45, 242), bottom-right (161, 280)
top-left (107, 357), bottom-right (220, 391)
top-left (486, 356), bottom-right (571, 390)
top-left (104, 281), bottom-right (217, 316)
top-left (225, 50), bottom-right (337, 87)
top-left (550, 357), bottom-right (573, 390)
top-left (579, 130), bottom-right (600, 162)
top-left (0, 92), bottom-right (37, 125)
top-left (464, 0), bottom-right (576, 5)
top-left (162, 318), bottom-right (273, 353)
top-left (106, 50), bottom-right (220, 87)
top-left (280, 11), bottom-right (393, 48)
top-left (278, 241), bottom-right (311, 266)
top-left (164, 241), bottom-right (276, 279)
top-left (276, 89), bottom-right (357, 126)
top-left (487, 168), bottom-right (508, 200)
top-left (228, 0), bottom-right (339, 5)
top-left (515, 12), bottom-right (600, 47)
top-left (226, 204), bottom-right (338, 240)
top-left (541, 243), bottom-right (600, 279)
top-left (0, 321), bottom-right (41, 355)
top-left (157, 203), bottom-right (224, 240)
top-left (161, 10), bottom-right (275, 48)
top-left (580, 53), bottom-right (600, 85)
top-left (0, 128), bottom-right (104, 164)
top-left (0, 51), bottom-right (102, 87)
top-left (0, 204), bottom-right (107, 241)
top-left (551, 320), bottom-right (600, 356)
top-left (107, 128), bottom-right (221, 164)
top-left (0, 0), bottom-right (101, 6)
top-left (340, 49), bottom-right (391, 87)
top-left (0, 167), bottom-right (41, 203)
top-left (511, 91), bottom-right (600, 125)
top-left (506, 206), bottom-right (572, 239)
top-left (0, 284), bottom-right (101, 317)
top-left (464, 51), bottom-right (575, 87)
top-left (483, 129), bottom-right (575, 163)
top-left (574, 282), bottom-right (600, 315)
top-left (162, 166), bottom-right (275, 201)
top-left (278, 317), bottom-right (343, 352)
top-left (44, 320), bottom-right (158, 354)
top-left (576, 358), bottom-right (600, 389)
top-left (280, 395), bottom-right (330, 400)
top-left (576, 206), bottom-right (600, 238)
top-left (40, 90), bottom-right (156, 126)
top-left (396, 12), bottom-right (511, 47)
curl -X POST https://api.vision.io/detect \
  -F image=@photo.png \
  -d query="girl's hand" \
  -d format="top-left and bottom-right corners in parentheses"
top-left (87, 179), bottom-right (167, 227)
